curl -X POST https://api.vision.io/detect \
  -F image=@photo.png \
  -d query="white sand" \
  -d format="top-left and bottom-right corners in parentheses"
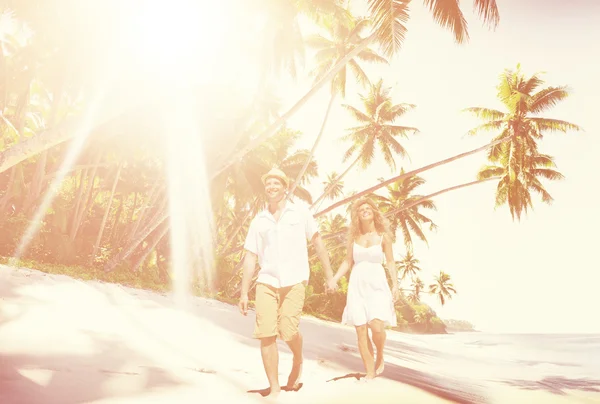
top-left (0, 265), bottom-right (598, 404)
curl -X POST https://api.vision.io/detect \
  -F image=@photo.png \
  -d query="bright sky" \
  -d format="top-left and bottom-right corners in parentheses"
top-left (283, 0), bottom-right (600, 333)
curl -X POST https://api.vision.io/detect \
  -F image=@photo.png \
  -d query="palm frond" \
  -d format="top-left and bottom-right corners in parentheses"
top-left (529, 86), bottom-right (571, 114)
top-left (422, 0), bottom-right (468, 43)
top-left (473, 0), bottom-right (500, 28)
top-left (464, 107), bottom-right (505, 121)
top-left (529, 117), bottom-right (582, 134)
top-left (367, 0), bottom-right (410, 58)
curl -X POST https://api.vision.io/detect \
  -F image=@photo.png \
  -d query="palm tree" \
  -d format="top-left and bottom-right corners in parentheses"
top-left (322, 171), bottom-right (345, 201)
top-left (477, 152), bottom-right (564, 220)
top-left (211, 0), bottom-right (500, 180)
top-left (318, 213), bottom-right (349, 260)
top-left (375, 171), bottom-right (436, 248)
top-left (429, 270), bottom-right (457, 306)
top-left (407, 277), bottom-right (424, 304)
top-left (464, 64), bottom-right (581, 168)
top-left (397, 251), bottom-right (422, 281)
top-left (288, 13), bottom-right (388, 197)
top-left (311, 80), bottom-right (418, 208)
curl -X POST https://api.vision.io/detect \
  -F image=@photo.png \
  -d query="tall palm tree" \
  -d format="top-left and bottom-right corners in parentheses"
top-left (289, 13), bottom-right (388, 197)
top-left (429, 270), bottom-right (457, 306)
top-left (311, 79), bottom-right (417, 208)
top-left (477, 151), bottom-right (564, 220)
top-left (375, 171), bottom-right (436, 248)
top-left (464, 64), bottom-right (581, 168)
top-left (396, 251), bottom-right (422, 281)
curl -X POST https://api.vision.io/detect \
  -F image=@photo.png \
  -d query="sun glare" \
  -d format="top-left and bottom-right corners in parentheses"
top-left (126, 0), bottom-right (230, 84)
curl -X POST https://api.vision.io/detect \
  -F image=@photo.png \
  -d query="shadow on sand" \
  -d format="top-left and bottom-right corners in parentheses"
top-left (186, 299), bottom-right (489, 404)
top-left (0, 273), bottom-right (185, 404)
top-left (503, 376), bottom-right (600, 395)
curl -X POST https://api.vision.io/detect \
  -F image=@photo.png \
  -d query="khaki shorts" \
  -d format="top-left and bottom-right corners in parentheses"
top-left (253, 282), bottom-right (306, 341)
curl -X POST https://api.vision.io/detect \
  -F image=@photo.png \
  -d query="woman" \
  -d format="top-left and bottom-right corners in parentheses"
top-left (332, 197), bottom-right (399, 380)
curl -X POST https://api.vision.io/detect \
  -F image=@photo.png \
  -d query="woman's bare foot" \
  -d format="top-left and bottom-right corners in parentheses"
top-left (375, 355), bottom-right (385, 376)
top-left (266, 386), bottom-right (281, 399)
top-left (286, 360), bottom-right (303, 390)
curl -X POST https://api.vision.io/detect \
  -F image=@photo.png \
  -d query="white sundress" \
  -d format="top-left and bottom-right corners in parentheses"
top-left (341, 235), bottom-right (397, 327)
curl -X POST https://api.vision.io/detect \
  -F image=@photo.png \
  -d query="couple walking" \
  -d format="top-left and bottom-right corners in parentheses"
top-left (238, 167), bottom-right (399, 398)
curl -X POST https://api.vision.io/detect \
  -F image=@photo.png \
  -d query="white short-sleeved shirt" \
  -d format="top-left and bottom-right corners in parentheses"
top-left (244, 202), bottom-right (319, 288)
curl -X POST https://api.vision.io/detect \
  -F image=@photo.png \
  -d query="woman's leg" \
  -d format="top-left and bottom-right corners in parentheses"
top-left (355, 325), bottom-right (376, 379)
top-left (369, 319), bottom-right (386, 375)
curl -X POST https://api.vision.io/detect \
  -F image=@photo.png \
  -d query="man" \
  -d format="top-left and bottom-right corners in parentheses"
top-left (238, 167), bottom-right (336, 398)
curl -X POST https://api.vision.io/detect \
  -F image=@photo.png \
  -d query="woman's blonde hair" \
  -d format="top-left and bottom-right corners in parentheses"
top-left (348, 197), bottom-right (390, 241)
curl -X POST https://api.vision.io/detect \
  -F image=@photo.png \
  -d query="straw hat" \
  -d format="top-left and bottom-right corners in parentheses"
top-left (261, 167), bottom-right (289, 188)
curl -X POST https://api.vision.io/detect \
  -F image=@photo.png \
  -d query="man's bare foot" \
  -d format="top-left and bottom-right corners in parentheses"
top-left (364, 372), bottom-right (376, 381)
top-left (286, 359), bottom-right (303, 389)
top-left (375, 355), bottom-right (385, 376)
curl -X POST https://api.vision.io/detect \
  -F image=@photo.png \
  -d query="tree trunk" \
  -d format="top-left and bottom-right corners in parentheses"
top-left (131, 223), bottom-right (170, 271)
top-left (69, 167), bottom-right (89, 233)
top-left (288, 91), bottom-right (337, 199)
top-left (104, 210), bottom-right (169, 272)
top-left (218, 202), bottom-right (256, 255)
top-left (211, 34), bottom-right (376, 179)
top-left (0, 166), bottom-right (16, 213)
top-left (128, 180), bottom-right (162, 242)
top-left (70, 151), bottom-right (102, 241)
top-left (314, 135), bottom-right (512, 218)
top-left (22, 150), bottom-right (48, 214)
top-left (108, 195), bottom-right (124, 243)
top-left (90, 162), bottom-right (123, 264)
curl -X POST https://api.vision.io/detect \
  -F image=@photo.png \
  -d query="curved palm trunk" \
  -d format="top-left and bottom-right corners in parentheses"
top-left (132, 222), bottom-right (170, 271)
top-left (288, 91), bottom-right (337, 199)
top-left (90, 162), bottom-right (123, 264)
top-left (315, 135), bottom-right (511, 218)
top-left (211, 34), bottom-right (376, 179)
top-left (69, 167), bottom-right (89, 233)
top-left (219, 201), bottom-right (258, 255)
top-left (69, 151), bottom-right (102, 241)
top-left (319, 177), bottom-right (500, 243)
top-left (128, 180), bottom-right (162, 242)
top-left (104, 210), bottom-right (169, 272)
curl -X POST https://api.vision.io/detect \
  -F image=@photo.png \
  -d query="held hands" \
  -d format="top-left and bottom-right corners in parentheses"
top-left (238, 294), bottom-right (249, 316)
top-left (325, 277), bottom-right (338, 293)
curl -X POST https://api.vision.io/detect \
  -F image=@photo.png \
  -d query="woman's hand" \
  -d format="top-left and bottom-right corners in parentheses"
top-left (391, 285), bottom-right (400, 303)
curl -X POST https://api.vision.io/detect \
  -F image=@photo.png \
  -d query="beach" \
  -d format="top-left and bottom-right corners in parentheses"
top-left (1, 265), bottom-right (598, 404)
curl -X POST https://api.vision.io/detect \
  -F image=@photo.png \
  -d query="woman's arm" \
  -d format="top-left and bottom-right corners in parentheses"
top-left (382, 232), bottom-right (398, 290)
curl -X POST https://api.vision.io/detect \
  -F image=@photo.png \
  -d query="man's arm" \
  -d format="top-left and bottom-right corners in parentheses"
top-left (240, 251), bottom-right (258, 298)
top-left (311, 232), bottom-right (334, 283)
top-left (238, 250), bottom-right (257, 316)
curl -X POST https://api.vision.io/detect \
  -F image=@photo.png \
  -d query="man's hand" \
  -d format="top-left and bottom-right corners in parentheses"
top-left (238, 294), bottom-right (249, 316)
top-left (325, 278), bottom-right (338, 293)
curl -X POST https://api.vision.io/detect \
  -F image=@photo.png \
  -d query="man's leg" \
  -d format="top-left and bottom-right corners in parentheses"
top-left (279, 283), bottom-right (306, 389)
top-left (253, 284), bottom-right (281, 396)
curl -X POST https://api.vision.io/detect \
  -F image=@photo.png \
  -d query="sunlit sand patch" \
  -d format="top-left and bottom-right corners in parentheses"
top-left (16, 368), bottom-right (54, 387)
